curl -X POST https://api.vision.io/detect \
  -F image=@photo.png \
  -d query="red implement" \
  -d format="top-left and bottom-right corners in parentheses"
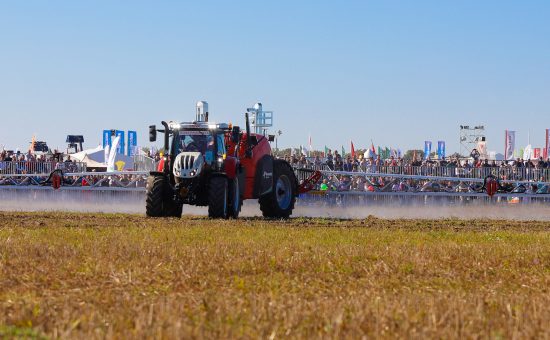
top-left (486, 177), bottom-right (498, 197)
top-left (298, 170), bottom-right (322, 194)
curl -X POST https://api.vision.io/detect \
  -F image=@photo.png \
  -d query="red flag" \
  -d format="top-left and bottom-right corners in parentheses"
top-left (370, 140), bottom-right (376, 155)
top-left (534, 148), bottom-right (541, 159)
top-left (351, 140), bottom-right (356, 158)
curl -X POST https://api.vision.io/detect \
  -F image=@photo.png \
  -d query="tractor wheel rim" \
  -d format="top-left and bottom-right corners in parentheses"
top-left (276, 175), bottom-right (292, 210)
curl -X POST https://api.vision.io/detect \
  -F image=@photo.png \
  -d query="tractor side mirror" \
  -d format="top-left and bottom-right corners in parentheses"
top-left (149, 125), bottom-right (157, 142)
top-left (268, 135), bottom-right (275, 142)
top-left (231, 126), bottom-right (241, 143)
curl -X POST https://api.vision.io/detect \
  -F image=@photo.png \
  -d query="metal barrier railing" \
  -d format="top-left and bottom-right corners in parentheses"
top-left (293, 164), bottom-right (550, 182)
top-left (133, 155), bottom-right (157, 172)
top-left (0, 161), bottom-right (86, 174)
top-left (0, 164), bottom-right (549, 198)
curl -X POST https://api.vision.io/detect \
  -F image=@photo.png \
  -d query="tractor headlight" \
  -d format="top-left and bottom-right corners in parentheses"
top-left (169, 122), bottom-right (181, 130)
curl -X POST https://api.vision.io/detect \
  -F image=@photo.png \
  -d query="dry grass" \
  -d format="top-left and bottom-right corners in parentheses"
top-left (0, 212), bottom-right (549, 339)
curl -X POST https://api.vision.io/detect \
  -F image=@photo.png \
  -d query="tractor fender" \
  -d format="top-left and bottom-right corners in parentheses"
top-left (148, 171), bottom-right (166, 177)
top-left (254, 155), bottom-right (274, 197)
top-left (223, 157), bottom-right (238, 179)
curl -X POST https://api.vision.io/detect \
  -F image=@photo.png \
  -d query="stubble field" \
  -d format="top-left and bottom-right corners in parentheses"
top-left (0, 212), bottom-right (549, 339)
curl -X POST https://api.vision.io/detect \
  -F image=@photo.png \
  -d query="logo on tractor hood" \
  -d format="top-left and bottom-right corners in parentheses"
top-left (263, 171), bottom-right (273, 179)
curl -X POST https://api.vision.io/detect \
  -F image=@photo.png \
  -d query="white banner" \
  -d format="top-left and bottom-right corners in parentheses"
top-left (523, 144), bottom-right (532, 161)
top-left (505, 130), bottom-right (515, 160)
top-left (477, 141), bottom-right (487, 158)
top-left (104, 144), bottom-right (110, 165)
top-left (107, 136), bottom-right (120, 172)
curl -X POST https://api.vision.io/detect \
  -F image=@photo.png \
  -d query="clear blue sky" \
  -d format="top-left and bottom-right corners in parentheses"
top-left (1, 1), bottom-right (549, 155)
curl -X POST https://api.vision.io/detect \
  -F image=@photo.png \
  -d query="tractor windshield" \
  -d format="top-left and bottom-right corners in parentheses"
top-left (178, 131), bottom-right (215, 154)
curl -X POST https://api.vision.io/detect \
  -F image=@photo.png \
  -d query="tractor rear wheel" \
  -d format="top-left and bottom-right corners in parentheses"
top-left (146, 175), bottom-right (182, 218)
top-left (259, 160), bottom-right (297, 219)
top-left (208, 176), bottom-right (229, 219)
top-left (228, 177), bottom-right (242, 219)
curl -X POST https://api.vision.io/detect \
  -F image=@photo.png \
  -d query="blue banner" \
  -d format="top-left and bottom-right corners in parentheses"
top-left (424, 141), bottom-right (432, 159)
top-left (437, 141), bottom-right (446, 159)
top-left (115, 130), bottom-right (125, 155)
top-left (102, 130), bottom-right (112, 149)
top-left (127, 131), bottom-right (137, 156)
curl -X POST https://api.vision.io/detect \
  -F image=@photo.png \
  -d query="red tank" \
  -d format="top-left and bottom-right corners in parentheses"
top-left (227, 133), bottom-right (272, 199)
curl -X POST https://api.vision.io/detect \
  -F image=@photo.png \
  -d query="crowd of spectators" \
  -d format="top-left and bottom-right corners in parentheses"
top-left (2, 145), bottom-right (550, 191)
top-left (0, 150), bottom-right (84, 174)
top-left (281, 149), bottom-right (550, 194)
top-left (283, 149), bottom-right (550, 172)
top-left (282, 149), bottom-right (549, 176)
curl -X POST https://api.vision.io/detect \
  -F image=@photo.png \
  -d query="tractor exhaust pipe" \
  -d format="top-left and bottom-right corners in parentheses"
top-left (161, 121), bottom-right (170, 174)
top-left (245, 112), bottom-right (253, 158)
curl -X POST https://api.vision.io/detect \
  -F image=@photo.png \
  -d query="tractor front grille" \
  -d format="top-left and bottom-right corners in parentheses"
top-left (180, 155), bottom-right (196, 170)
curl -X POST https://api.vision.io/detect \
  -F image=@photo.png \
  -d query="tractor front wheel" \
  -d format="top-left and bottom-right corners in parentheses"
top-left (259, 161), bottom-right (297, 219)
top-left (208, 176), bottom-right (229, 219)
top-left (146, 175), bottom-right (182, 218)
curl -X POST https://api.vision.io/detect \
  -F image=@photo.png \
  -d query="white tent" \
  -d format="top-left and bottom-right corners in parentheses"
top-left (71, 146), bottom-right (134, 170)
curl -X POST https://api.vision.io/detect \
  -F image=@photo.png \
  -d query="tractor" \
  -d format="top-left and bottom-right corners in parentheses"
top-left (146, 101), bottom-right (300, 219)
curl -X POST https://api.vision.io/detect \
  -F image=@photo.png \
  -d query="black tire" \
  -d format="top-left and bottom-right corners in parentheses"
top-left (146, 175), bottom-right (182, 218)
top-left (146, 175), bottom-right (167, 217)
top-left (165, 200), bottom-right (183, 218)
top-left (259, 160), bottom-right (297, 219)
top-left (228, 177), bottom-right (242, 219)
top-left (208, 176), bottom-right (229, 219)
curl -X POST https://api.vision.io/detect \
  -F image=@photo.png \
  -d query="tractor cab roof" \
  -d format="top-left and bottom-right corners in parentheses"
top-left (169, 121), bottom-right (230, 132)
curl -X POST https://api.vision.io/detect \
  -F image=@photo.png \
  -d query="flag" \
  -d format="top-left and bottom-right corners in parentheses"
top-left (324, 146), bottom-right (329, 157)
top-left (103, 130), bottom-right (112, 149)
top-left (308, 135), bottom-right (312, 155)
top-left (341, 146), bottom-right (345, 157)
top-left (437, 141), bottom-right (446, 159)
top-left (107, 136), bottom-right (120, 172)
top-left (385, 147), bottom-right (390, 159)
top-left (534, 148), bottom-right (541, 159)
top-left (370, 141), bottom-right (376, 155)
top-left (300, 145), bottom-right (308, 156)
top-left (524, 145), bottom-right (532, 160)
top-left (30, 135), bottom-right (36, 152)
top-left (544, 129), bottom-right (549, 158)
top-left (397, 149), bottom-right (402, 158)
top-left (127, 131), bottom-right (137, 156)
top-left (505, 130), bottom-right (515, 160)
top-left (477, 140), bottom-right (487, 158)
top-left (115, 130), bottom-right (125, 155)
top-left (378, 146), bottom-right (382, 158)
top-left (104, 144), bottom-right (110, 165)
top-left (350, 140), bottom-right (356, 158)
top-left (424, 141), bottom-right (432, 160)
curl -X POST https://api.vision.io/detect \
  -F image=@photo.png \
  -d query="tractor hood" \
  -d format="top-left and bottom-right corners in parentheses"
top-left (173, 152), bottom-right (204, 179)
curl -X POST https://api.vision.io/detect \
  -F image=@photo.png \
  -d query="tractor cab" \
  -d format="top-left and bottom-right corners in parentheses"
top-left (168, 122), bottom-right (230, 175)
